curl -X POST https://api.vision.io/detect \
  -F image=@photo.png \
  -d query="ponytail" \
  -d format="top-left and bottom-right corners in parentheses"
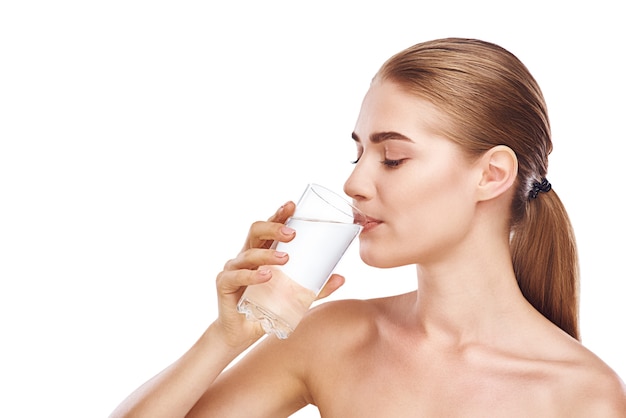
top-left (510, 189), bottom-right (580, 340)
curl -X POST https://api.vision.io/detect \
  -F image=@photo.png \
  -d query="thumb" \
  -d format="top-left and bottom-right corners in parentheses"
top-left (315, 274), bottom-right (345, 300)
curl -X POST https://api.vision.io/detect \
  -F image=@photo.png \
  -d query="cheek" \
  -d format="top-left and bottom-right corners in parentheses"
top-left (411, 170), bottom-right (475, 229)
top-left (421, 183), bottom-right (476, 241)
top-left (390, 169), bottom-right (475, 258)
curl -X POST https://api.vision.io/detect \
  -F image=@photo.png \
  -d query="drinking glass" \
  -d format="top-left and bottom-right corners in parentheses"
top-left (237, 183), bottom-right (363, 339)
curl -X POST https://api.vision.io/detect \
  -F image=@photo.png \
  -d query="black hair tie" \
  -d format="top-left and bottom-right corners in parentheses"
top-left (529, 178), bottom-right (551, 199)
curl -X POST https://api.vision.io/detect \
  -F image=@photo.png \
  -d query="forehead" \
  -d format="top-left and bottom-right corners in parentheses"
top-left (353, 79), bottom-right (449, 140)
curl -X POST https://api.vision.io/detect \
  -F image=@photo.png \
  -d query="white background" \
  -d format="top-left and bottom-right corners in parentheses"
top-left (1, 1), bottom-right (624, 417)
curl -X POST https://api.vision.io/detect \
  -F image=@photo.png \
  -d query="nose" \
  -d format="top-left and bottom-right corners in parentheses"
top-left (343, 160), bottom-right (372, 202)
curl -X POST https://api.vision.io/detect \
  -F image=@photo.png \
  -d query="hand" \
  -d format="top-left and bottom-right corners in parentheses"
top-left (214, 201), bottom-right (345, 348)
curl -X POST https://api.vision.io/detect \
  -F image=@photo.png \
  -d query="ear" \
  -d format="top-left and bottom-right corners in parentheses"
top-left (476, 145), bottom-right (518, 202)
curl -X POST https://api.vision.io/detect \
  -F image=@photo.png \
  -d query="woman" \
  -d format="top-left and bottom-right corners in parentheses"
top-left (111, 38), bottom-right (626, 417)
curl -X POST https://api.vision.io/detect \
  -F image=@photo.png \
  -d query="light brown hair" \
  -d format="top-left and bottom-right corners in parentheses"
top-left (377, 38), bottom-right (580, 340)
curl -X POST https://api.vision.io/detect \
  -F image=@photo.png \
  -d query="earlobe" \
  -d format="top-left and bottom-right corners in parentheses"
top-left (477, 145), bottom-right (518, 201)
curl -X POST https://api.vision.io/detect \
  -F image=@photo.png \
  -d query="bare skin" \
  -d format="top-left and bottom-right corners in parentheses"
top-left (110, 80), bottom-right (626, 417)
top-left (195, 293), bottom-right (625, 417)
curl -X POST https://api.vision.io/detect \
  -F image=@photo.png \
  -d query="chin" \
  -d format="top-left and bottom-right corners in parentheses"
top-left (359, 247), bottom-right (406, 269)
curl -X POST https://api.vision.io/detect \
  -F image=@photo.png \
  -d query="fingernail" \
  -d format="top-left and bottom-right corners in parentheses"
top-left (258, 268), bottom-right (271, 277)
top-left (274, 251), bottom-right (288, 258)
top-left (281, 226), bottom-right (295, 235)
top-left (279, 201), bottom-right (291, 212)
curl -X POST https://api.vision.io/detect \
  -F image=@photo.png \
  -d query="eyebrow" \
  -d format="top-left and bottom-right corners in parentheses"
top-left (351, 131), bottom-right (415, 144)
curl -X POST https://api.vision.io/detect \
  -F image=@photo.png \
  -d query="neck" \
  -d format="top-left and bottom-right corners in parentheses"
top-left (411, 235), bottom-right (532, 346)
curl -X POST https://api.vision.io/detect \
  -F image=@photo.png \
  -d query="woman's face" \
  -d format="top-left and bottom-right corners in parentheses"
top-left (344, 79), bottom-right (481, 268)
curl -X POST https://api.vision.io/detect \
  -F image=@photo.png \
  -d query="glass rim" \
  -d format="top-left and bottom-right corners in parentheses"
top-left (307, 183), bottom-right (364, 222)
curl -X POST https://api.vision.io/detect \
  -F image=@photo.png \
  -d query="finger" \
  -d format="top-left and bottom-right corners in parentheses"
top-left (224, 248), bottom-right (289, 271)
top-left (268, 201), bottom-right (296, 223)
top-left (243, 202), bottom-right (296, 251)
top-left (245, 219), bottom-right (296, 251)
top-left (216, 268), bottom-right (272, 296)
top-left (315, 274), bottom-right (346, 300)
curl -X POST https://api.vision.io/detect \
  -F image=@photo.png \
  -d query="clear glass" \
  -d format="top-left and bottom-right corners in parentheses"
top-left (237, 183), bottom-right (363, 339)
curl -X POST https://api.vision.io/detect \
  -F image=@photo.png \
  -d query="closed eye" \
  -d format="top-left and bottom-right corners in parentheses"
top-left (381, 158), bottom-right (407, 168)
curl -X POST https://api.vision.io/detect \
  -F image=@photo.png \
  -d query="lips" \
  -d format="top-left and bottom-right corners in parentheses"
top-left (353, 211), bottom-right (382, 231)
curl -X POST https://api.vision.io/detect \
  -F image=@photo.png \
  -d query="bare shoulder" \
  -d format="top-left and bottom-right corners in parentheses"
top-left (552, 337), bottom-right (626, 416)
top-left (251, 293), bottom-right (405, 366)
top-left (198, 297), bottom-right (395, 416)
top-left (573, 351), bottom-right (626, 415)
top-left (291, 295), bottom-right (389, 344)
top-left (581, 367), bottom-right (626, 416)
top-left (284, 293), bottom-right (408, 359)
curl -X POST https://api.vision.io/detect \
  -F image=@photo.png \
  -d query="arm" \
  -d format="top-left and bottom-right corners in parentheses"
top-left (109, 202), bottom-right (344, 417)
top-left (109, 322), bottom-right (258, 417)
top-left (187, 326), bottom-right (314, 417)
